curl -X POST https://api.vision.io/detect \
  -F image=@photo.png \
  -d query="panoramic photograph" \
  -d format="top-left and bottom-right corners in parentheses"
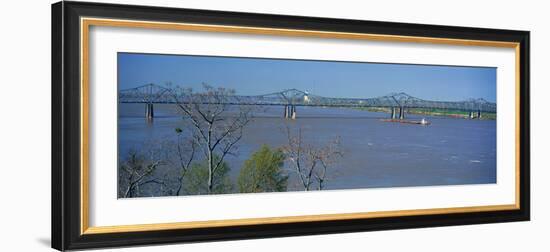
top-left (117, 52), bottom-right (497, 198)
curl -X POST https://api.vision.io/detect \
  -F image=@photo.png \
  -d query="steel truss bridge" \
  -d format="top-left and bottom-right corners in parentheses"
top-left (119, 83), bottom-right (496, 120)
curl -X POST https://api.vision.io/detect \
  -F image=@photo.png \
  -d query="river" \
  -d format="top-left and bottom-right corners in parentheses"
top-left (118, 103), bottom-right (496, 192)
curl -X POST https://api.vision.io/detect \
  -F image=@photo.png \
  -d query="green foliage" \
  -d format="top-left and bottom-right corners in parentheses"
top-left (183, 156), bottom-right (233, 195)
top-left (238, 145), bottom-right (288, 193)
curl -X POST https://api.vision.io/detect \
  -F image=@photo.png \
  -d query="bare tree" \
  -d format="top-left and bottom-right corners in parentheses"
top-left (171, 127), bottom-right (198, 196)
top-left (118, 148), bottom-right (165, 198)
top-left (282, 126), bottom-right (343, 191)
top-left (172, 83), bottom-right (252, 193)
top-left (282, 127), bottom-right (310, 190)
top-left (310, 137), bottom-right (343, 190)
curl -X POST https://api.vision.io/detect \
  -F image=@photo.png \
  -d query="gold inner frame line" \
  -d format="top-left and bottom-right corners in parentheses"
top-left (80, 17), bottom-right (521, 235)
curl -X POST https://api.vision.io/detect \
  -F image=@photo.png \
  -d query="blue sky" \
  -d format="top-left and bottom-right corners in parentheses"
top-left (118, 53), bottom-right (496, 102)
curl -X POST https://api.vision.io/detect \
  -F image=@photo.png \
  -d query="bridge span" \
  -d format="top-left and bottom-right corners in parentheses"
top-left (119, 84), bottom-right (496, 120)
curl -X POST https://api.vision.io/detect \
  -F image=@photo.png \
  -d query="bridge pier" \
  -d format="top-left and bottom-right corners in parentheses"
top-left (145, 103), bottom-right (154, 119)
top-left (399, 106), bottom-right (405, 120)
top-left (468, 110), bottom-right (482, 119)
top-left (284, 105), bottom-right (297, 119)
top-left (391, 107), bottom-right (397, 119)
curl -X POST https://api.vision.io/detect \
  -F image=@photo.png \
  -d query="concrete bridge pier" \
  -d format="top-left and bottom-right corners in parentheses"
top-left (145, 103), bottom-right (154, 119)
top-left (391, 107), bottom-right (397, 119)
top-left (468, 110), bottom-right (482, 119)
top-left (399, 106), bottom-right (405, 120)
top-left (284, 105), bottom-right (297, 119)
top-left (283, 105), bottom-right (297, 119)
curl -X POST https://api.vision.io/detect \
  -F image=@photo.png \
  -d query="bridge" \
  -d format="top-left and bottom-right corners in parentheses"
top-left (119, 83), bottom-right (496, 120)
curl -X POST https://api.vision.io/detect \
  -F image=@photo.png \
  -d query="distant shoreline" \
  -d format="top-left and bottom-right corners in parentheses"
top-left (357, 107), bottom-right (496, 120)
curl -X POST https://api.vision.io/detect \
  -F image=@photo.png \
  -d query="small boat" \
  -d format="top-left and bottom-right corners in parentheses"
top-left (420, 118), bottom-right (429, 125)
top-left (380, 118), bottom-right (431, 125)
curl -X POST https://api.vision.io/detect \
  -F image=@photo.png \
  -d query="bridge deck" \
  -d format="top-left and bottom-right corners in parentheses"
top-left (118, 84), bottom-right (497, 113)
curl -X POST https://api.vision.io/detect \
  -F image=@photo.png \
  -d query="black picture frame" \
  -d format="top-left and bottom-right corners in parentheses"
top-left (52, 1), bottom-right (530, 251)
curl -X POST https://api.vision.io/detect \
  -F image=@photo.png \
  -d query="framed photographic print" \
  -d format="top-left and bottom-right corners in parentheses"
top-left (52, 1), bottom-right (530, 250)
